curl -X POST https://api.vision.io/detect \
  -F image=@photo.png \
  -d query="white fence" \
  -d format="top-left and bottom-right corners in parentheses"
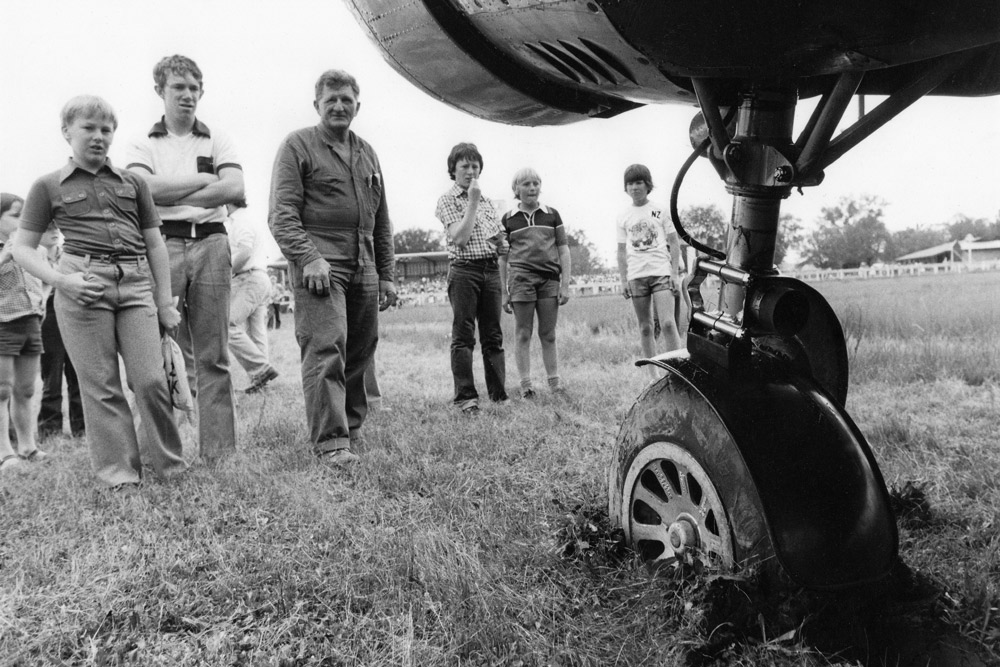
top-left (395, 260), bottom-right (1000, 307)
top-left (785, 259), bottom-right (1000, 282)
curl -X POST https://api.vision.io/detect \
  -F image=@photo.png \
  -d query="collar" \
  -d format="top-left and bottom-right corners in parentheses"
top-left (446, 183), bottom-right (468, 199)
top-left (148, 116), bottom-right (212, 137)
top-left (507, 203), bottom-right (549, 217)
top-left (59, 158), bottom-right (124, 183)
top-left (316, 124), bottom-right (356, 150)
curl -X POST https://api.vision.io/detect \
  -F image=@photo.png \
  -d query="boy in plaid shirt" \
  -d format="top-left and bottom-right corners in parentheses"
top-left (435, 143), bottom-right (509, 413)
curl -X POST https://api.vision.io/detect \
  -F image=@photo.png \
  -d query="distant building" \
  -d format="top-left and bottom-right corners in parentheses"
top-left (895, 236), bottom-right (1000, 264)
top-left (395, 251), bottom-right (450, 281)
top-left (267, 252), bottom-right (451, 285)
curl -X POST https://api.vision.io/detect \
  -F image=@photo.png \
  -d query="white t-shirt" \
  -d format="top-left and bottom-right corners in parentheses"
top-left (125, 120), bottom-right (241, 225)
top-left (616, 200), bottom-right (678, 280)
top-left (226, 207), bottom-right (268, 272)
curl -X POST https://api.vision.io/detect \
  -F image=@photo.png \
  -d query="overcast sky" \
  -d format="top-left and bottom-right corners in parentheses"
top-left (3, 0), bottom-right (999, 264)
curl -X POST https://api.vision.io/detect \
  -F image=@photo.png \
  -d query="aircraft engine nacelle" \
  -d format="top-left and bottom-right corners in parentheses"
top-left (342, 0), bottom-right (1000, 125)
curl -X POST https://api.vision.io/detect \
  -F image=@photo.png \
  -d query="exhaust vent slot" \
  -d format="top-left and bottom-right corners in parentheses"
top-left (559, 40), bottom-right (620, 84)
top-left (538, 41), bottom-right (601, 84)
top-left (525, 38), bottom-right (641, 87)
top-left (525, 42), bottom-right (583, 83)
top-left (579, 37), bottom-right (640, 85)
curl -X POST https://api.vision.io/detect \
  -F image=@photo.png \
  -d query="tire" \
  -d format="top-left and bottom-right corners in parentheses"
top-left (608, 371), bottom-right (772, 571)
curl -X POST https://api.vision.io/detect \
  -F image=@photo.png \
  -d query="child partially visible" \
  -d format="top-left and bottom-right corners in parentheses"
top-left (0, 194), bottom-right (48, 472)
top-left (11, 95), bottom-right (187, 489)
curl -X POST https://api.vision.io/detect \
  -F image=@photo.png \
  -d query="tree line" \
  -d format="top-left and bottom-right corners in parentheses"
top-left (392, 196), bottom-right (1000, 273)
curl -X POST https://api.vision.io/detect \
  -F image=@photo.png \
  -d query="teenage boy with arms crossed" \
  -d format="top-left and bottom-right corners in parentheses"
top-left (126, 55), bottom-right (244, 463)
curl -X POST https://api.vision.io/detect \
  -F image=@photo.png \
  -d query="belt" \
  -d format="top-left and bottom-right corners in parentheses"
top-left (452, 257), bottom-right (498, 267)
top-left (161, 221), bottom-right (227, 239)
top-left (64, 250), bottom-right (145, 264)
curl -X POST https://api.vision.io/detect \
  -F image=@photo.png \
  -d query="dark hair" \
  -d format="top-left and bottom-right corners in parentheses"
top-left (315, 70), bottom-right (360, 100)
top-left (447, 142), bottom-right (483, 181)
top-left (0, 193), bottom-right (23, 217)
top-left (623, 163), bottom-right (653, 193)
top-left (153, 55), bottom-right (203, 90)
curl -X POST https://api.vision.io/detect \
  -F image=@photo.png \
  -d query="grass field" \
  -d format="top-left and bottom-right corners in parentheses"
top-left (1, 271), bottom-right (998, 666)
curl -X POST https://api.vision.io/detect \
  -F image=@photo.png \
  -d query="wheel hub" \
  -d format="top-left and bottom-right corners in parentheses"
top-left (667, 517), bottom-right (699, 553)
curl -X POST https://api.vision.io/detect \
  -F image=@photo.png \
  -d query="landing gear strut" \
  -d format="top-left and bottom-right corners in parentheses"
top-left (608, 81), bottom-right (911, 588)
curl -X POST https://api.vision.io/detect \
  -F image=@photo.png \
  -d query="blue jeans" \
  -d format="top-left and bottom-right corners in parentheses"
top-left (166, 234), bottom-right (237, 461)
top-left (447, 261), bottom-right (507, 407)
top-left (56, 254), bottom-right (186, 486)
top-left (293, 265), bottom-right (379, 453)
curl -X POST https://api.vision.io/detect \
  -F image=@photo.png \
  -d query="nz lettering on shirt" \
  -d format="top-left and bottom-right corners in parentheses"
top-left (628, 207), bottom-right (669, 253)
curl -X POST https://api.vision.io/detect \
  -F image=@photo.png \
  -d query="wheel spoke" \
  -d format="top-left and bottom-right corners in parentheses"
top-left (677, 469), bottom-right (691, 500)
top-left (631, 521), bottom-right (670, 544)
top-left (633, 484), bottom-right (672, 522)
top-left (650, 465), bottom-right (677, 499)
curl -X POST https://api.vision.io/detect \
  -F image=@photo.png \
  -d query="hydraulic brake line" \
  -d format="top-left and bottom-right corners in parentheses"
top-left (668, 107), bottom-right (738, 261)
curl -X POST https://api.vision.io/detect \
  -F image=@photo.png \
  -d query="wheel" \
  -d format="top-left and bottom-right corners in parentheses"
top-left (624, 441), bottom-right (735, 567)
top-left (610, 357), bottom-right (897, 587)
top-left (609, 369), bottom-right (772, 572)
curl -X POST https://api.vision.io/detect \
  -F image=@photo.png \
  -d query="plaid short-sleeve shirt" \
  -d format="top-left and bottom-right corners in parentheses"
top-left (435, 183), bottom-right (508, 261)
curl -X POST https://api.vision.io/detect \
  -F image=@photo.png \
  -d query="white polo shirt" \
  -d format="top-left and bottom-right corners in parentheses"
top-left (125, 117), bottom-right (241, 225)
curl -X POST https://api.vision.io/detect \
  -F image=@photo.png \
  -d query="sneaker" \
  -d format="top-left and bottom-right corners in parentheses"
top-left (245, 366), bottom-right (279, 394)
top-left (318, 449), bottom-right (360, 468)
top-left (522, 388), bottom-right (536, 399)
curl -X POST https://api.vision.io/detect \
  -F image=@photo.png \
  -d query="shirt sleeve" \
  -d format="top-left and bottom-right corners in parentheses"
top-left (268, 134), bottom-right (322, 268)
top-left (212, 129), bottom-right (242, 173)
top-left (133, 176), bottom-right (162, 230)
top-left (435, 194), bottom-right (462, 230)
top-left (18, 178), bottom-right (54, 234)
top-left (369, 149), bottom-right (395, 282)
top-left (615, 211), bottom-right (627, 245)
top-left (552, 208), bottom-right (568, 246)
top-left (124, 136), bottom-right (155, 174)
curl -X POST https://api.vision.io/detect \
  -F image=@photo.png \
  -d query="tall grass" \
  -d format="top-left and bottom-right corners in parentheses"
top-left (813, 272), bottom-right (1000, 385)
top-left (1, 273), bottom-right (998, 666)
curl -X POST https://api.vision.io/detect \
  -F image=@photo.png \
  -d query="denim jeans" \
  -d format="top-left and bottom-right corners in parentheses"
top-left (55, 254), bottom-right (186, 486)
top-left (293, 264), bottom-right (379, 453)
top-left (447, 261), bottom-right (507, 407)
top-left (166, 234), bottom-right (237, 460)
top-left (229, 268), bottom-right (271, 377)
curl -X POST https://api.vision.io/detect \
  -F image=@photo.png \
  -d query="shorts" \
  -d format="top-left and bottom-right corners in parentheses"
top-left (628, 275), bottom-right (676, 298)
top-left (508, 268), bottom-right (560, 303)
top-left (0, 315), bottom-right (43, 356)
